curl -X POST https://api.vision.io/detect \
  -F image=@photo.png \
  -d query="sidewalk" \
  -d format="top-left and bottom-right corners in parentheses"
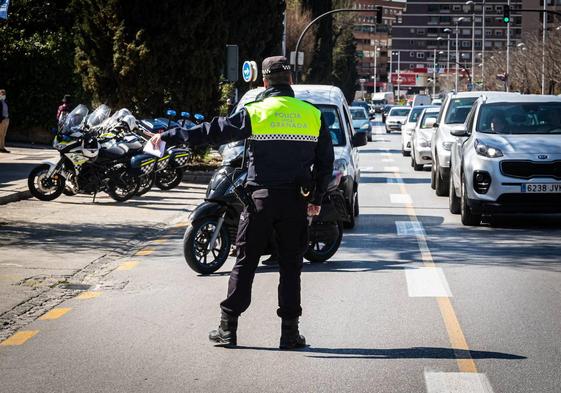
top-left (0, 144), bottom-right (59, 205)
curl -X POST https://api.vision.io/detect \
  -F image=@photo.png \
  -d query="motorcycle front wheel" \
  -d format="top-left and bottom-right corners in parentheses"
top-left (304, 221), bottom-right (343, 263)
top-left (183, 218), bottom-right (231, 275)
top-left (155, 167), bottom-right (183, 191)
top-left (106, 172), bottom-right (139, 202)
top-left (28, 164), bottom-right (65, 201)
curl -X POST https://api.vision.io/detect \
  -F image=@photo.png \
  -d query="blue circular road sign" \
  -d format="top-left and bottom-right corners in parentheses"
top-left (242, 61), bottom-right (253, 83)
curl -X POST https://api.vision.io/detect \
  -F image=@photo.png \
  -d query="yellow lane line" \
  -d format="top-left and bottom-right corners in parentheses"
top-left (76, 291), bottom-right (102, 300)
top-left (39, 307), bottom-right (72, 321)
top-left (0, 330), bottom-right (39, 346)
top-left (153, 239), bottom-right (168, 244)
top-left (393, 169), bottom-right (478, 373)
top-left (117, 261), bottom-right (139, 271)
top-left (135, 248), bottom-right (154, 256)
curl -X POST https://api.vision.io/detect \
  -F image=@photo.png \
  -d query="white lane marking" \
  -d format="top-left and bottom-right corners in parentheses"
top-left (382, 158), bottom-right (394, 162)
top-left (405, 267), bottom-right (452, 297)
top-left (387, 178), bottom-right (404, 184)
top-left (384, 166), bottom-right (399, 172)
top-left (425, 372), bottom-right (494, 393)
top-left (0, 263), bottom-right (24, 268)
top-left (395, 221), bottom-right (425, 236)
top-left (360, 166), bottom-right (374, 171)
top-left (382, 152), bottom-right (392, 157)
top-left (390, 194), bottom-right (412, 204)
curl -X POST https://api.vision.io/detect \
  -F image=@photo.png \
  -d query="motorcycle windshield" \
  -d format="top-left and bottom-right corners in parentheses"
top-left (100, 108), bottom-right (134, 130)
top-left (62, 104), bottom-right (89, 133)
top-left (87, 104), bottom-right (112, 127)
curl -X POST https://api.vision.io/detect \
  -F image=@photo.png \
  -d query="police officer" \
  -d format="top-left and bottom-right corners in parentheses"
top-left (151, 56), bottom-right (334, 349)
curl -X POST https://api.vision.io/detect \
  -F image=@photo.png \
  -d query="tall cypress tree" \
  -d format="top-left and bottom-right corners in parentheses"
top-left (301, 0), bottom-right (333, 84)
top-left (332, 29), bottom-right (358, 103)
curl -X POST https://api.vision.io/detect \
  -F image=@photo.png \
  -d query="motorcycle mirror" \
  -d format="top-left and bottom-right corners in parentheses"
top-left (194, 113), bottom-right (205, 122)
top-left (181, 111), bottom-right (190, 118)
top-left (166, 109), bottom-right (177, 117)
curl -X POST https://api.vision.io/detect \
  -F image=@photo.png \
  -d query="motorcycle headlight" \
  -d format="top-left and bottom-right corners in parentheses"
top-left (474, 139), bottom-right (503, 158)
top-left (333, 158), bottom-right (348, 177)
top-left (441, 141), bottom-right (453, 151)
top-left (360, 123), bottom-right (370, 130)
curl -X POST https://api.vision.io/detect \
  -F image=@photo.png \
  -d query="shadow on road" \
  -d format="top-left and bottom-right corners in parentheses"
top-left (359, 176), bottom-right (431, 184)
top-left (231, 345), bottom-right (526, 360)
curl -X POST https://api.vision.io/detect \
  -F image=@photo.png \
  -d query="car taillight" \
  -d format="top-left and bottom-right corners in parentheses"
top-left (473, 171), bottom-right (492, 194)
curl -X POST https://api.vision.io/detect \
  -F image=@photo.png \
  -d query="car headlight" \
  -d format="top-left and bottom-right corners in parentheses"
top-left (360, 123), bottom-right (370, 130)
top-left (474, 139), bottom-right (503, 158)
top-left (333, 158), bottom-right (348, 177)
top-left (420, 139), bottom-right (431, 148)
top-left (441, 141), bottom-right (453, 151)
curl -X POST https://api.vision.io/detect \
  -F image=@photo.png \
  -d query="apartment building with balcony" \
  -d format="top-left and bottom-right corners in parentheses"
top-left (352, 0), bottom-right (406, 92)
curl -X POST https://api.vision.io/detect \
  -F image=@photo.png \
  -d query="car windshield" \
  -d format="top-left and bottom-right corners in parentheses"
top-left (407, 107), bottom-right (425, 123)
top-left (317, 105), bottom-right (345, 147)
top-left (372, 100), bottom-right (385, 105)
top-left (420, 112), bottom-right (439, 129)
top-left (350, 108), bottom-right (367, 120)
top-left (477, 102), bottom-right (561, 134)
top-left (389, 108), bottom-right (410, 117)
top-left (444, 97), bottom-right (478, 124)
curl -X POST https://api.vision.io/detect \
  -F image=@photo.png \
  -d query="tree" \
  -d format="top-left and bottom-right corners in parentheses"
top-left (0, 0), bottom-right (82, 140)
top-left (301, 0), bottom-right (334, 83)
top-left (332, 28), bottom-right (358, 103)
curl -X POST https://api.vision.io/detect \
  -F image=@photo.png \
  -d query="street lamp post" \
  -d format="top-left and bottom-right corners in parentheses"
top-left (373, 46), bottom-right (378, 93)
top-left (455, 18), bottom-right (465, 92)
top-left (466, 1), bottom-right (476, 88)
top-left (397, 51), bottom-right (401, 100)
top-left (482, 0), bottom-right (486, 88)
top-left (542, 0), bottom-right (547, 94)
top-left (432, 48), bottom-right (437, 97)
top-left (506, 0), bottom-right (511, 92)
top-left (443, 28), bottom-right (452, 83)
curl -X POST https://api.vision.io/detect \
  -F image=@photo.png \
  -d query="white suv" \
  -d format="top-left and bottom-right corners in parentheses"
top-left (448, 94), bottom-right (561, 226)
top-left (411, 107), bottom-right (441, 171)
top-left (401, 105), bottom-right (437, 156)
top-left (431, 92), bottom-right (511, 196)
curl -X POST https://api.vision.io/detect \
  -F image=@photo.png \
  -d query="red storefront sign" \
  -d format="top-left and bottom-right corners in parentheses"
top-left (390, 73), bottom-right (417, 86)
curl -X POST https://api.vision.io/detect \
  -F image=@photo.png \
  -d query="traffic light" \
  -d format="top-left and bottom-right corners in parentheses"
top-left (502, 5), bottom-right (511, 24)
top-left (376, 6), bottom-right (383, 24)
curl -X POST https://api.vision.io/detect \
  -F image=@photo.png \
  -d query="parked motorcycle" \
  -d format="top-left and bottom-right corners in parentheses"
top-left (27, 105), bottom-right (148, 202)
top-left (183, 142), bottom-right (348, 275)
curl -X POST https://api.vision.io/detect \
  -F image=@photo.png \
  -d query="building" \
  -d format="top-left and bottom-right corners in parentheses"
top-left (391, 0), bottom-right (524, 94)
top-left (352, 1), bottom-right (406, 93)
top-left (522, 0), bottom-right (561, 38)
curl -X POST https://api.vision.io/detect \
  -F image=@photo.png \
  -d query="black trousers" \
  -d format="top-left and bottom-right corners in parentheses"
top-left (220, 188), bottom-right (308, 319)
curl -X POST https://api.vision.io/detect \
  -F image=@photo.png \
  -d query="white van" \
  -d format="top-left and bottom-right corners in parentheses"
top-left (412, 94), bottom-right (431, 107)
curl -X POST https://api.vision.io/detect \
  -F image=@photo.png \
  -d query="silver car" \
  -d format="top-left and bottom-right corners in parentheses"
top-left (385, 106), bottom-right (410, 133)
top-left (401, 105), bottom-right (438, 156)
top-left (411, 107), bottom-right (440, 171)
top-left (448, 94), bottom-right (561, 226)
top-left (430, 91), bottom-right (515, 196)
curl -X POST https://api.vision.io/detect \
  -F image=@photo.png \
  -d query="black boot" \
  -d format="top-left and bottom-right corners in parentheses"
top-left (209, 311), bottom-right (238, 346)
top-left (279, 318), bottom-right (307, 349)
top-left (261, 253), bottom-right (279, 266)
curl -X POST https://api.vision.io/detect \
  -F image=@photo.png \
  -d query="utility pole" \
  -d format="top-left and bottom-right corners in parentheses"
top-left (542, 0), bottom-right (547, 95)
top-left (482, 0), bottom-right (486, 88)
top-left (506, 0), bottom-right (510, 92)
top-left (373, 45), bottom-right (378, 94)
top-left (466, 1), bottom-right (476, 89)
top-left (433, 49), bottom-right (437, 97)
top-left (455, 18), bottom-right (465, 92)
top-left (397, 51), bottom-right (401, 100)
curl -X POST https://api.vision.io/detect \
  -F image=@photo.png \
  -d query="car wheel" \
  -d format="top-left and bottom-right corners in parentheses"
top-left (461, 175), bottom-right (481, 226)
top-left (430, 160), bottom-right (437, 190)
top-left (367, 134), bottom-right (372, 142)
top-left (435, 166), bottom-right (449, 197)
top-left (449, 172), bottom-right (461, 214)
top-left (343, 192), bottom-right (357, 229)
top-left (413, 154), bottom-right (423, 171)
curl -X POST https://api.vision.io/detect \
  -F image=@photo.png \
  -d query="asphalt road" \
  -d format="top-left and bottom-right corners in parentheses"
top-left (1, 125), bottom-right (560, 392)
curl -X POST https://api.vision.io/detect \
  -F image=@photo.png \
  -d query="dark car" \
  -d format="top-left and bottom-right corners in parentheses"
top-left (381, 105), bottom-right (394, 123)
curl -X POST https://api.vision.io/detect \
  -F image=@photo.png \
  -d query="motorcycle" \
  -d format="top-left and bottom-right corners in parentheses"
top-left (27, 105), bottom-right (148, 202)
top-left (183, 141), bottom-right (349, 275)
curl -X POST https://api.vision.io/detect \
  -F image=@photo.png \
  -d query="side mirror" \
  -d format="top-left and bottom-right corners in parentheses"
top-left (194, 113), bottom-right (205, 121)
top-left (352, 132), bottom-right (368, 147)
top-left (450, 127), bottom-right (469, 137)
top-left (166, 109), bottom-right (177, 117)
top-left (425, 118), bottom-right (437, 128)
top-left (180, 111), bottom-right (190, 118)
top-left (432, 122), bottom-right (439, 128)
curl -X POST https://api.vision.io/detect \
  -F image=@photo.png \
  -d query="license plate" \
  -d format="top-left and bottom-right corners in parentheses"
top-left (521, 184), bottom-right (561, 193)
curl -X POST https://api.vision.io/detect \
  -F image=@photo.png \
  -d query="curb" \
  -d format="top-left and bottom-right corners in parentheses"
top-left (182, 170), bottom-right (214, 184)
top-left (0, 183), bottom-right (32, 206)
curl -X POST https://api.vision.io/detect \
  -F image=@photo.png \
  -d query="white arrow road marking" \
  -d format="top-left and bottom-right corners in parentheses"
top-left (405, 267), bottom-right (452, 297)
top-left (425, 371), bottom-right (494, 393)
